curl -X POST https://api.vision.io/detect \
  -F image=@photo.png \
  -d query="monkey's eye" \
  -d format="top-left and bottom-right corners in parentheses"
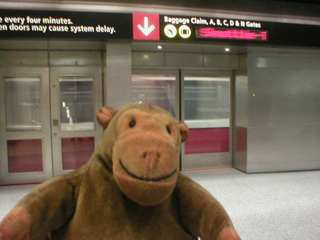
top-left (166, 125), bottom-right (171, 134)
top-left (129, 119), bottom-right (136, 128)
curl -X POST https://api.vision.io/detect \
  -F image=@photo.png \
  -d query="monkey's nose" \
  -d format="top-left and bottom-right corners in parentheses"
top-left (143, 151), bottom-right (160, 160)
top-left (143, 151), bottom-right (161, 172)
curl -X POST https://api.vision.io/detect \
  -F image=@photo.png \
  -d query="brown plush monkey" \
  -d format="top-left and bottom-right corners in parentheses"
top-left (0, 103), bottom-right (240, 240)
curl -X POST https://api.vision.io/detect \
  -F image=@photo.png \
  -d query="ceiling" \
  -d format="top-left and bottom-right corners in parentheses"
top-left (64, 0), bottom-right (320, 18)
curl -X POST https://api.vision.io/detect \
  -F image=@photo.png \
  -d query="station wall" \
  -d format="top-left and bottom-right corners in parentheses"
top-left (234, 49), bottom-right (320, 173)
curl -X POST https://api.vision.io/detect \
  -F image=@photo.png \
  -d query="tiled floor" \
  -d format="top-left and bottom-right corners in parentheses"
top-left (185, 169), bottom-right (320, 240)
top-left (1, 169), bottom-right (320, 240)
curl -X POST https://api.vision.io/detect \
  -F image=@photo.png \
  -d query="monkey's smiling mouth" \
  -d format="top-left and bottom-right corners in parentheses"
top-left (119, 159), bottom-right (177, 182)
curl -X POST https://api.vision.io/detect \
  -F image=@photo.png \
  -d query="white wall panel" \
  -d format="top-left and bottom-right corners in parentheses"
top-left (251, 54), bottom-right (320, 69)
top-left (204, 54), bottom-right (238, 69)
top-left (132, 52), bottom-right (164, 66)
top-left (0, 51), bottom-right (48, 66)
top-left (105, 42), bottom-right (132, 109)
top-left (50, 51), bottom-right (102, 66)
top-left (48, 40), bottom-right (105, 51)
top-left (165, 53), bottom-right (202, 67)
top-left (0, 40), bottom-right (48, 50)
top-left (238, 54), bottom-right (247, 69)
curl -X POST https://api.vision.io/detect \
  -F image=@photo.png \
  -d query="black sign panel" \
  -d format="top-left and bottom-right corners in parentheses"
top-left (0, 9), bottom-right (132, 39)
top-left (160, 15), bottom-right (272, 43)
top-left (1, 10), bottom-right (319, 47)
top-left (273, 22), bottom-right (320, 48)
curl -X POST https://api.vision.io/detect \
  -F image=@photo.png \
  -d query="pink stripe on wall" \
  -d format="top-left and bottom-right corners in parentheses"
top-left (185, 128), bottom-right (229, 154)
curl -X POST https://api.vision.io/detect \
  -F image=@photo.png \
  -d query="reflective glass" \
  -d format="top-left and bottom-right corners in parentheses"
top-left (184, 76), bottom-right (230, 121)
top-left (132, 74), bottom-right (177, 118)
top-left (5, 77), bottom-right (41, 131)
top-left (59, 76), bottom-right (94, 131)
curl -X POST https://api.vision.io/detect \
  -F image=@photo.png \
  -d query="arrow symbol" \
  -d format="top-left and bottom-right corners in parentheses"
top-left (138, 17), bottom-right (155, 36)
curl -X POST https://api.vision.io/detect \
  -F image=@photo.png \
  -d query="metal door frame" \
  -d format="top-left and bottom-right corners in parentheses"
top-left (0, 67), bottom-right (53, 184)
top-left (50, 66), bottom-right (103, 177)
top-left (180, 69), bottom-right (234, 171)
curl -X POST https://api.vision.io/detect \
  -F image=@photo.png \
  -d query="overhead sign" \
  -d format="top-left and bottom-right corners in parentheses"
top-left (132, 13), bottom-right (160, 40)
top-left (160, 15), bottom-right (271, 42)
top-left (0, 9), bottom-right (132, 39)
top-left (1, 10), bottom-right (319, 47)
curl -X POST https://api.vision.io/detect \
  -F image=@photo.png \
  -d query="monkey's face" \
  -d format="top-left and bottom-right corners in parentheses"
top-left (112, 108), bottom-right (180, 206)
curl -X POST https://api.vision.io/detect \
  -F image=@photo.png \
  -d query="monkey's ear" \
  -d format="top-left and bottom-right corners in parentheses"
top-left (97, 106), bottom-right (118, 129)
top-left (177, 121), bottom-right (189, 142)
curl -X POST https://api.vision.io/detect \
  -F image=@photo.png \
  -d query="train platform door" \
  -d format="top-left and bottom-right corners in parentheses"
top-left (0, 66), bottom-right (102, 185)
top-left (181, 70), bottom-right (233, 171)
top-left (50, 67), bottom-right (102, 177)
top-left (131, 68), bottom-right (233, 171)
top-left (0, 67), bottom-right (52, 184)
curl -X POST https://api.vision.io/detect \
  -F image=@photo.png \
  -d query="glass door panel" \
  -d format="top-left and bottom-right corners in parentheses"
top-left (5, 77), bottom-right (42, 131)
top-left (59, 76), bottom-right (94, 131)
top-left (0, 67), bottom-right (52, 185)
top-left (181, 71), bottom-right (232, 171)
top-left (50, 67), bottom-right (102, 176)
top-left (132, 70), bottom-right (179, 119)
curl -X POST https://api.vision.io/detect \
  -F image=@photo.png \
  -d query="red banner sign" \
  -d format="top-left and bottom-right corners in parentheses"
top-left (133, 13), bottom-right (160, 40)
